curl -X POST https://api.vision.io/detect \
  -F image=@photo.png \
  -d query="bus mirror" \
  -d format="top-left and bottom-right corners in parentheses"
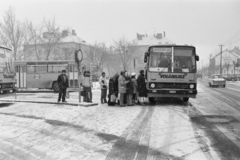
top-left (144, 52), bottom-right (149, 63)
top-left (196, 55), bottom-right (199, 61)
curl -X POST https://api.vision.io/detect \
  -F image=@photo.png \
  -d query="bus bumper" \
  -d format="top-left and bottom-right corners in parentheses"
top-left (148, 89), bottom-right (197, 98)
top-left (0, 88), bottom-right (16, 94)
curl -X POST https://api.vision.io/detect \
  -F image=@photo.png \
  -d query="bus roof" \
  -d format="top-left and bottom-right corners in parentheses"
top-left (0, 45), bottom-right (12, 51)
top-left (148, 45), bottom-right (195, 51)
top-left (15, 60), bottom-right (76, 64)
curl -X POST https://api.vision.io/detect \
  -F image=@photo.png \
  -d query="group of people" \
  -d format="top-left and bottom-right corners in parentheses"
top-left (99, 70), bottom-right (147, 107)
top-left (56, 69), bottom-right (148, 107)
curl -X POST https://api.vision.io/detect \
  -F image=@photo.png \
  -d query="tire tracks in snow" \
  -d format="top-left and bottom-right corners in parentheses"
top-left (106, 106), bottom-right (154, 160)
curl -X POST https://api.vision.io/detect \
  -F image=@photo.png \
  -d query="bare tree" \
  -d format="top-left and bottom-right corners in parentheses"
top-left (42, 18), bottom-right (61, 60)
top-left (224, 62), bottom-right (231, 75)
top-left (24, 20), bottom-right (43, 60)
top-left (0, 7), bottom-right (24, 60)
top-left (113, 37), bottom-right (138, 71)
top-left (85, 42), bottom-right (109, 73)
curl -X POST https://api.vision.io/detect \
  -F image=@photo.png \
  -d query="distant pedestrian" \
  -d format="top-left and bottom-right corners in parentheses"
top-left (57, 70), bottom-right (69, 103)
top-left (82, 71), bottom-right (92, 103)
top-left (137, 70), bottom-right (147, 105)
top-left (131, 72), bottom-right (138, 105)
top-left (113, 73), bottom-right (119, 100)
top-left (118, 71), bottom-right (129, 107)
top-left (99, 72), bottom-right (108, 104)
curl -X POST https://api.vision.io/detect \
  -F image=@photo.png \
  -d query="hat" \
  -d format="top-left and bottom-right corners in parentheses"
top-left (131, 72), bottom-right (136, 76)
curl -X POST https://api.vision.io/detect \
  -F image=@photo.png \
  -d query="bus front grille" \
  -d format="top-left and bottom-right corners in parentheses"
top-left (154, 83), bottom-right (192, 89)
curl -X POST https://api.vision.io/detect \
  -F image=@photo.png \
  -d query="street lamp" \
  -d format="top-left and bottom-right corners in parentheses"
top-left (75, 49), bottom-right (83, 103)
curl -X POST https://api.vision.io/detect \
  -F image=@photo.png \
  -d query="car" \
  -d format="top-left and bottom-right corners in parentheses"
top-left (208, 74), bottom-right (226, 88)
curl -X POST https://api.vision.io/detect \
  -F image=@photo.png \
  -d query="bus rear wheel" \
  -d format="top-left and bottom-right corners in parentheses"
top-left (149, 97), bottom-right (156, 104)
top-left (52, 82), bottom-right (59, 92)
top-left (183, 97), bottom-right (189, 102)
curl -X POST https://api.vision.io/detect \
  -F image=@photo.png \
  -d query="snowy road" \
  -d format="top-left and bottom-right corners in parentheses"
top-left (1, 82), bottom-right (240, 159)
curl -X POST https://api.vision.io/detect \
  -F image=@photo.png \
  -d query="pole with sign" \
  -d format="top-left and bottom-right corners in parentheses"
top-left (75, 49), bottom-right (83, 103)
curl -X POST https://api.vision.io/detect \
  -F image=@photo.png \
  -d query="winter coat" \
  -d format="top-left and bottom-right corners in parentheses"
top-left (99, 76), bottom-right (108, 89)
top-left (118, 75), bottom-right (128, 94)
top-left (126, 77), bottom-right (134, 95)
top-left (57, 74), bottom-right (69, 89)
top-left (131, 77), bottom-right (138, 94)
top-left (137, 73), bottom-right (147, 97)
top-left (113, 76), bottom-right (119, 94)
top-left (108, 78), bottom-right (115, 97)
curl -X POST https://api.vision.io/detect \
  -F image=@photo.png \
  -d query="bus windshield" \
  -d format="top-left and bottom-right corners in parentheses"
top-left (149, 47), bottom-right (196, 73)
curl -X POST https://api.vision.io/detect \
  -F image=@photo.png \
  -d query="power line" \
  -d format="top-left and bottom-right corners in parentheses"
top-left (222, 29), bottom-right (240, 45)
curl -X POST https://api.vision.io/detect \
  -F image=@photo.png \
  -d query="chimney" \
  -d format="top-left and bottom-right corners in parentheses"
top-left (72, 30), bottom-right (77, 36)
top-left (156, 33), bottom-right (162, 39)
top-left (137, 33), bottom-right (142, 40)
top-left (163, 31), bottom-right (165, 37)
top-left (62, 30), bottom-right (68, 37)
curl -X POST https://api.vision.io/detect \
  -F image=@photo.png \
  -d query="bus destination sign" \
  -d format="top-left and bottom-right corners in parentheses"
top-left (152, 48), bottom-right (171, 52)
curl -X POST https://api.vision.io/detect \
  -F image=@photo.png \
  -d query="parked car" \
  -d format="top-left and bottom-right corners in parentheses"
top-left (222, 74), bottom-right (237, 81)
top-left (209, 74), bottom-right (226, 88)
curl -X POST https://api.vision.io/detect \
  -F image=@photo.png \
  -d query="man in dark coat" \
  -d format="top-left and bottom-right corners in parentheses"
top-left (137, 70), bottom-right (147, 105)
top-left (108, 77), bottom-right (115, 106)
top-left (57, 70), bottom-right (69, 102)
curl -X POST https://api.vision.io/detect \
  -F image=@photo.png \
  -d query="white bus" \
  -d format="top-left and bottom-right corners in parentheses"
top-left (144, 45), bottom-right (199, 103)
top-left (15, 60), bottom-right (99, 92)
top-left (0, 45), bottom-right (16, 95)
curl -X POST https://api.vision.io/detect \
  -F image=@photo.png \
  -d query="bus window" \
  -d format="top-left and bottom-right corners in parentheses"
top-left (48, 63), bottom-right (68, 73)
top-left (27, 63), bottom-right (36, 73)
top-left (36, 63), bottom-right (47, 73)
top-left (174, 48), bottom-right (195, 73)
top-left (149, 48), bottom-right (172, 72)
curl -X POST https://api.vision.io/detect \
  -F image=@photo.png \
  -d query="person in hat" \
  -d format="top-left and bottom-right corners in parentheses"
top-left (82, 71), bottom-right (93, 103)
top-left (57, 70), bottom-right (69, 103)
top-left (137, 70), bottom-right (147, 105)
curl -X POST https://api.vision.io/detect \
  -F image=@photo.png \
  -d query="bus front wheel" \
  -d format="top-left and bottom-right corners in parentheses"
top-left (183, 97), bottom-right (189, 102)
top-left (149, 97), bottom-right (156, 104)
top-left (52, 82), bottom-right (59, 92)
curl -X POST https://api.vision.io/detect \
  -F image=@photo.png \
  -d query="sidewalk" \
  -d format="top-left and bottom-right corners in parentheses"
top-left (0, 90), bottom-right (101, 107)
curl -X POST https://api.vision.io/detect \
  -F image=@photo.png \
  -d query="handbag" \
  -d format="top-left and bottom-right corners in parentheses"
top-left (66, 89), bottom-right (70, 99)
top-left (111, 94), bottom-right (116, 102)
top-left (80, 90), bottom-right (86, 96)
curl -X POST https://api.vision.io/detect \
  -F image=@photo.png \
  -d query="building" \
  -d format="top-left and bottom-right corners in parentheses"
top-left (209, 46), bottom-right (240, 76)
top-left (23, 30), bottom-right (90, 62)
top-left (128, 32), bottom-right (175, 73)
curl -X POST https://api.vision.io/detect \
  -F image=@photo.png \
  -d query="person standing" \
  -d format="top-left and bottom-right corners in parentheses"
top-left (57, 70), bottom-right (69, 103)
top-left (82, 71), bottom-right (93, 103)
top-left (108, 77), bottom-right (115, 106)
top-left (126, 72), bottom-right (134, 106)
top-left (118, 71), bottom-right (129, 107)
top-left (131, 72), bottom-right (138, 105)
top-left (99, 72), bottom-right (108, 104)
top-left (137, 70), bottom-right (147, 105)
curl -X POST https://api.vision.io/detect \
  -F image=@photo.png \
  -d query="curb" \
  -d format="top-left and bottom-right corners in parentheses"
top-left (0, 99), bottom-right (98, 107)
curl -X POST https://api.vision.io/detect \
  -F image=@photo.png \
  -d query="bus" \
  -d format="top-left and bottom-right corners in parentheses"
top-left (15, 60), bottom-right (99, 92)
top-left (0, 45), bottom-right (16, 96)
top-left (144, 45), bottom-right (199, 103)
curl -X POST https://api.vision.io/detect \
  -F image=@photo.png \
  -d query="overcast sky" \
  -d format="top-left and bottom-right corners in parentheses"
top-left (0, 0), bottom-right (240, 66)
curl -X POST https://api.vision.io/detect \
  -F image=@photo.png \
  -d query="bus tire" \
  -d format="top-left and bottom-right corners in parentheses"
top-left (183, 97), bottom-right (189, 102)
top-left (52, 81), bottom-right (59, 92)
top-left (149, 97), bottom-right (156, 104)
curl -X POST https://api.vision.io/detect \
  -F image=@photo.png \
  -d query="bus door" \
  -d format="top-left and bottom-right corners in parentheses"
top-left (16, 64), bottom-right (26, 88)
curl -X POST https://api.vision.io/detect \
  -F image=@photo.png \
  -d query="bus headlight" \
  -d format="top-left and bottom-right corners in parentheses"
top-left (190, 84), bottom-right (194, 89)
top-left (150, 83), bottom-right (155, 88)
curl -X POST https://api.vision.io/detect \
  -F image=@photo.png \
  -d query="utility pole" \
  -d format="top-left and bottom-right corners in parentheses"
top-left (219, 45), bottom-right (224, 76)
top-left (209, 54), bottom-right (212, 77)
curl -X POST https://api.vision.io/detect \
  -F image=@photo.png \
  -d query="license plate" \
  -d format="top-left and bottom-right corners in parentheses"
top-left (169, 91), bottom-right (176, 93)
